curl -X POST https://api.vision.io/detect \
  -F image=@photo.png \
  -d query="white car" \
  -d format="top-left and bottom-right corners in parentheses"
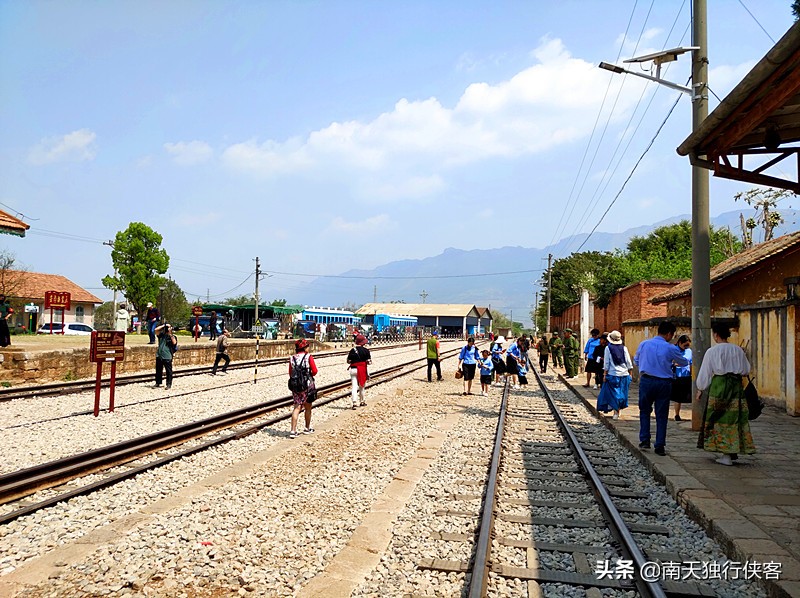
top-left (37, 322), bottom-right (95, 335)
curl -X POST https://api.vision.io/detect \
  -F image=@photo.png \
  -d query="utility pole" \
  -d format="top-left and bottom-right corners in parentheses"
top-left (546, 253), bottom-right (553, 333)
top-left (103, 240), bottom-right (118, 316)
top-left (254, 257), bottom-right (261, 329)
top-left (533, 284), bottom-right (539, 335)
top-left (691, 0), bottom-right (710, 430)
top-left (420, 290), bottom-right (428, 304)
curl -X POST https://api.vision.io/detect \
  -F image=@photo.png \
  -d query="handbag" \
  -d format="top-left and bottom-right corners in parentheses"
top-left (744, 376), bottom-right (764, 420)
top-left (455, 370), bottom-right (463, 379)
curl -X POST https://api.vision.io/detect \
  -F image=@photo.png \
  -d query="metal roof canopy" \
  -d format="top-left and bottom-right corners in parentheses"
top-left (677, 20), bottom-right (800, 193)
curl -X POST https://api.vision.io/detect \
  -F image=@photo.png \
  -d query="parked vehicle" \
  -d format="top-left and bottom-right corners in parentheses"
top-left (37, 322), bottom-right (95, 335)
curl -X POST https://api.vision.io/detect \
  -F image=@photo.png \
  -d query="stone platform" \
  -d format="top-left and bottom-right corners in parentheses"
top-left (559, 370), bottom-right (800, 598)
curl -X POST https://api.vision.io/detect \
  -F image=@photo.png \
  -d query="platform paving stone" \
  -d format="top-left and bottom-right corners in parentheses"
top-left (559, 370), bottom-right (800, 597)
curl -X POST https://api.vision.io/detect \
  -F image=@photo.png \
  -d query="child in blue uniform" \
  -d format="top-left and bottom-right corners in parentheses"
top-left (479, 349), bottom-right (494, 396)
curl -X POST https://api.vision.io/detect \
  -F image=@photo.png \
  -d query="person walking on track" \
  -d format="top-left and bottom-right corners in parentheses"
top-left (549, 331), bottom-right (564, 369)
top-left (458, 337), bottom-right (480, 395)
top-left (146, 302), bottom-right (160, 344)
top-left (288, 339), bottom-right (317, 438)
top-left (562, 328), bottom-right (580, 378)
top-left (536, 333), bottom-right (550, 373)
top-left (583, 329), bottom-right (601, 387)
top-left (426, 330), bottom-right (442, 382)
top-left (211, 328), bottom-right (231, 375)
top-left (634, 321), bottom-right (689, 456)
top-left (347, 334), bottom-right (371, 408)
top-left (490, 336), bottom-right (507, 385)
top-left (695, 323), bottom-right (754, 466)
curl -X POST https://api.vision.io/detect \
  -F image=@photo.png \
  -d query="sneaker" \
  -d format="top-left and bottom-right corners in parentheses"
top-left (351, 404), bottom-right (357, 410)
top-left (512, 385), bottom-right (519, 390)
top-left (654, 446), bottom-right (666, 456)
top-left (612, 412), bottom-right (619, 420)
top-left (674, 414), bottom-right (682, 421)
top-left (289, 431), bottom-right (299, 439)
top-left (592, 384), bottom-right (598, 390)
top-left (638, 441), bottom-right (651, 449)
top-left (462, 391), bottom-right (468, 396)
top-left (165, 385), bottom-right (171, 390)
top-left (715, 454), bottom-right (733, 466)
top-left (481, 391), bottom-right (487, 396)
top-left (303, 428), bottom-right (315, 434)
top-left (359, 401), bottom-right (367, 407)
top-left (210, 372), bottom-right (216, 376)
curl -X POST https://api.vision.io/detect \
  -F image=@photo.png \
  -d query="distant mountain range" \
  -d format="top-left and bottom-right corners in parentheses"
top-left (288, 209), bottom-right (799, 324)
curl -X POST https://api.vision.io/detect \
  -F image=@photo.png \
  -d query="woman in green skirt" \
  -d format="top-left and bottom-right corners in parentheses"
top-left (695, 323), bottom-right (754, 466)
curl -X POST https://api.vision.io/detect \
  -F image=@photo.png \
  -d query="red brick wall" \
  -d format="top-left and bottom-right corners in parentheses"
top-left (556, 281), bottom-right (678, 332)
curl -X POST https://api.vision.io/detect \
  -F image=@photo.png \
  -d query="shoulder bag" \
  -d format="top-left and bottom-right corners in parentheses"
top-left (744, 376), bottom-right (764, 420)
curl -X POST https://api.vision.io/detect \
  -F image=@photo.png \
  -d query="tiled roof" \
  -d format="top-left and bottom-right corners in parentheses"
top-left (357, 303), bottom-right (481, 318)
top-left (0, 210), bottom-right (30, 237)
top-left (1, 271), bottom-right (103, 303)
top-left (651, 230), bottom-right (800, 303)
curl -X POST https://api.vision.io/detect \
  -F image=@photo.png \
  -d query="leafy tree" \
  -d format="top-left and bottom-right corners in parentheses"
top-left (270, 298), bottom-right (287, 306)
top-left (157, 277), bottom-right (190, 326)
top-left (94, 301), bottom-right (115, 330)
top-left (793, 0), bottom-right (800, 20)
top-left (223, 294), bottom-right (253, 306)
top-left (102, 223), bottom-right (169, 320)
top-left (734, 187), bottom-right (794, 248)
top-left (0, 249), bottom-right (28, 299)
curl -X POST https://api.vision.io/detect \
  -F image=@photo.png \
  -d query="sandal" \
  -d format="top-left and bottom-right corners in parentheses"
top-left (289, 431), bottom-right (299, 439)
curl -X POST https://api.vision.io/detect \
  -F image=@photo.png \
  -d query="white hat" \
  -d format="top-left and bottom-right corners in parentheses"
top-left (495, 336), bottom-right (506, 344)
top-left (608, 330), bottom-right (623, 344)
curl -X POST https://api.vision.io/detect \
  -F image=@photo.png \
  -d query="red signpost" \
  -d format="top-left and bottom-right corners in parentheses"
top-left (89, 331), bottom-right (126, 417)
top-left (44, 291), bottom-right (71, 334)
top-left (192, 305), bottom-right (203, 341)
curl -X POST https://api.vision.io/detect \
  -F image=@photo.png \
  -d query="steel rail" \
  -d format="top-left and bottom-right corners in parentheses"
top-left (0, 346), bottom-right (464, 522)
top-left (466, 379), bottom-right (510, 598)
top-left (532, 369), bottom-right (668, 598)
top-left (0, 341), bottom-right (420, 401)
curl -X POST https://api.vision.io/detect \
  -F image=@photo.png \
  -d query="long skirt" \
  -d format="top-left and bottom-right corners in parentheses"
top-left (697, 374), bottom-right (756, 454)
top-left (596, 374), bottom-right (630, 412)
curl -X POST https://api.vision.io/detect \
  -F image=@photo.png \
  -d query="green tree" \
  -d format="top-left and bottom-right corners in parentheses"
top-left (270, 298), bottom-right (287, 306)
top-left (223, 294), bottom-right (253, 306)
top-left (93, 301), bottom-right (115, 330)
top-left (157, 277), bottom-right (190, 326)
top-left (793, 0), bottom-right (800, 20)
top-left (102, 223), bottom-right (169, 320)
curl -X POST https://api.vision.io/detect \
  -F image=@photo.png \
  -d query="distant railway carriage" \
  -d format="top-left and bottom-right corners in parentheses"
top-left (301, 307), bottom-right (362, 326)
top-left (372, 313), bottom-right (417, 332)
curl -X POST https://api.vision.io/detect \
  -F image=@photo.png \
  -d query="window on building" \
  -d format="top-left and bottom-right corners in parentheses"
top-left (75, 305), bottom-right (85, 323)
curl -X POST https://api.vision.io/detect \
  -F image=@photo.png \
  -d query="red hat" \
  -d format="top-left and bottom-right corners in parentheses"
top-left (355, 334), bottom-right (367, 346)
top-left (295, 338), bottom-right (309, 350)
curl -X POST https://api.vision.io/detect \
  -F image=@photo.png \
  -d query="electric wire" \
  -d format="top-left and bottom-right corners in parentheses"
top-left (573, 85), bottom-right (685, 254)
top-left (737, 0), bottom-right (776, 43)
top-left (547, 0), bottom-right (641, 250)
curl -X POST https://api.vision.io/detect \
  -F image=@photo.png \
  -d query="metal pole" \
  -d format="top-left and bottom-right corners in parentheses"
top-left (546, 253), bottom-right (553, 333)
top-left (691, 0), bottom-right (710, 431)
top-left (254, 257), bottom-right (260, 330)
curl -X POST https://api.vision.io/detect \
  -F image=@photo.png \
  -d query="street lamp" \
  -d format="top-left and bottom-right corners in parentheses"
top-left (599, 5), bottom-right (710, 434)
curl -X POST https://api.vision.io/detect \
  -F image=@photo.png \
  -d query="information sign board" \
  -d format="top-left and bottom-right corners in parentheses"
top-left (90, 330), bottom-right (126, 362)
top-left (252, 318), bottom-right (264, 334)
top-left (44, 291), bottom-right (71, 310)
top-left (192, 305), bottom-right (204, 317)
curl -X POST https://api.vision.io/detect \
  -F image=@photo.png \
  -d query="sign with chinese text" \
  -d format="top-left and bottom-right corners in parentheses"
top-left (90, 330), bottom-right (126, 363)
top-left (44, 291), bottom-right (71, 310)
top-left (192, 305), bottom-right (203, 317)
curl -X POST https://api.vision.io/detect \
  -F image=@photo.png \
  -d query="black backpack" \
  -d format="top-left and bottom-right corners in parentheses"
top-left (288, 354), bottom-right (311, 393)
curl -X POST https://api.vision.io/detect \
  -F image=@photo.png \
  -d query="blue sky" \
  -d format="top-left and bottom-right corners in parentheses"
top-left (0, 0), bottom-right (795, 310)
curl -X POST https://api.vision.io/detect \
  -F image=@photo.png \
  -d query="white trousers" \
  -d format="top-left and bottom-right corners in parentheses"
top-left (350, 367), bottom-right (365, 405)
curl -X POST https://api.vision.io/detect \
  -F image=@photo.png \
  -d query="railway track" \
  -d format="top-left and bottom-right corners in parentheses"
top-left (0, 340), bottom-right (420, 402)
top-left (0, 346), bottom-right (463, 525)
top-left (418, 371), bottom-right (716, 597)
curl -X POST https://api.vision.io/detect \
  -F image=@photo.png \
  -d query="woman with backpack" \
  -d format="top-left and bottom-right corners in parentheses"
top-left (347, 334), bottom-right (371, 409)
top-left (458, 337), bottom-right (481, 395)
top-left (288, 338), bottom-right (318, 439)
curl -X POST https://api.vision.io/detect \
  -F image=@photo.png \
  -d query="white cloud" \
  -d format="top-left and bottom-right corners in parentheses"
top-left (173, 211), bottom-right (222, 227)
top-left (221, 37), bottom-right (648, 202)
top-left (328, 214), bottom-right (391, 233)
top-left (164, 140), bottom-right (213, 165)
top-left (28, 129), bottom-right (96, 165)
top-left (709, 60), bottom-right (757, 99)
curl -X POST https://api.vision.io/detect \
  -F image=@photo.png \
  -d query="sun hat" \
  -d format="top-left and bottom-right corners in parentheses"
top-left (608, 330), bottom-right (623, 345)
top-left (355, 334), bottom-right (367, 346)
top-left (295, 338), bottom-right (309, 350)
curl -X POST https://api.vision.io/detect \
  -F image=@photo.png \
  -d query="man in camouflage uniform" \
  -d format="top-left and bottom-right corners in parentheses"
top-left (562, 328), bottom-right (580, 379)
top-left (549, 330), bottom-right (564, 368)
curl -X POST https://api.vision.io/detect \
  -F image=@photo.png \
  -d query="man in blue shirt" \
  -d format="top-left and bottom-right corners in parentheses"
top-left (583, 328), bottom-right (601, 388)
top-left (633, 321), bottom-right (689, 455)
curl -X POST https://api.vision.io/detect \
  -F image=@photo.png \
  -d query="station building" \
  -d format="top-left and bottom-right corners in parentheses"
top-left (356, 303), bottom-right (491, 337)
